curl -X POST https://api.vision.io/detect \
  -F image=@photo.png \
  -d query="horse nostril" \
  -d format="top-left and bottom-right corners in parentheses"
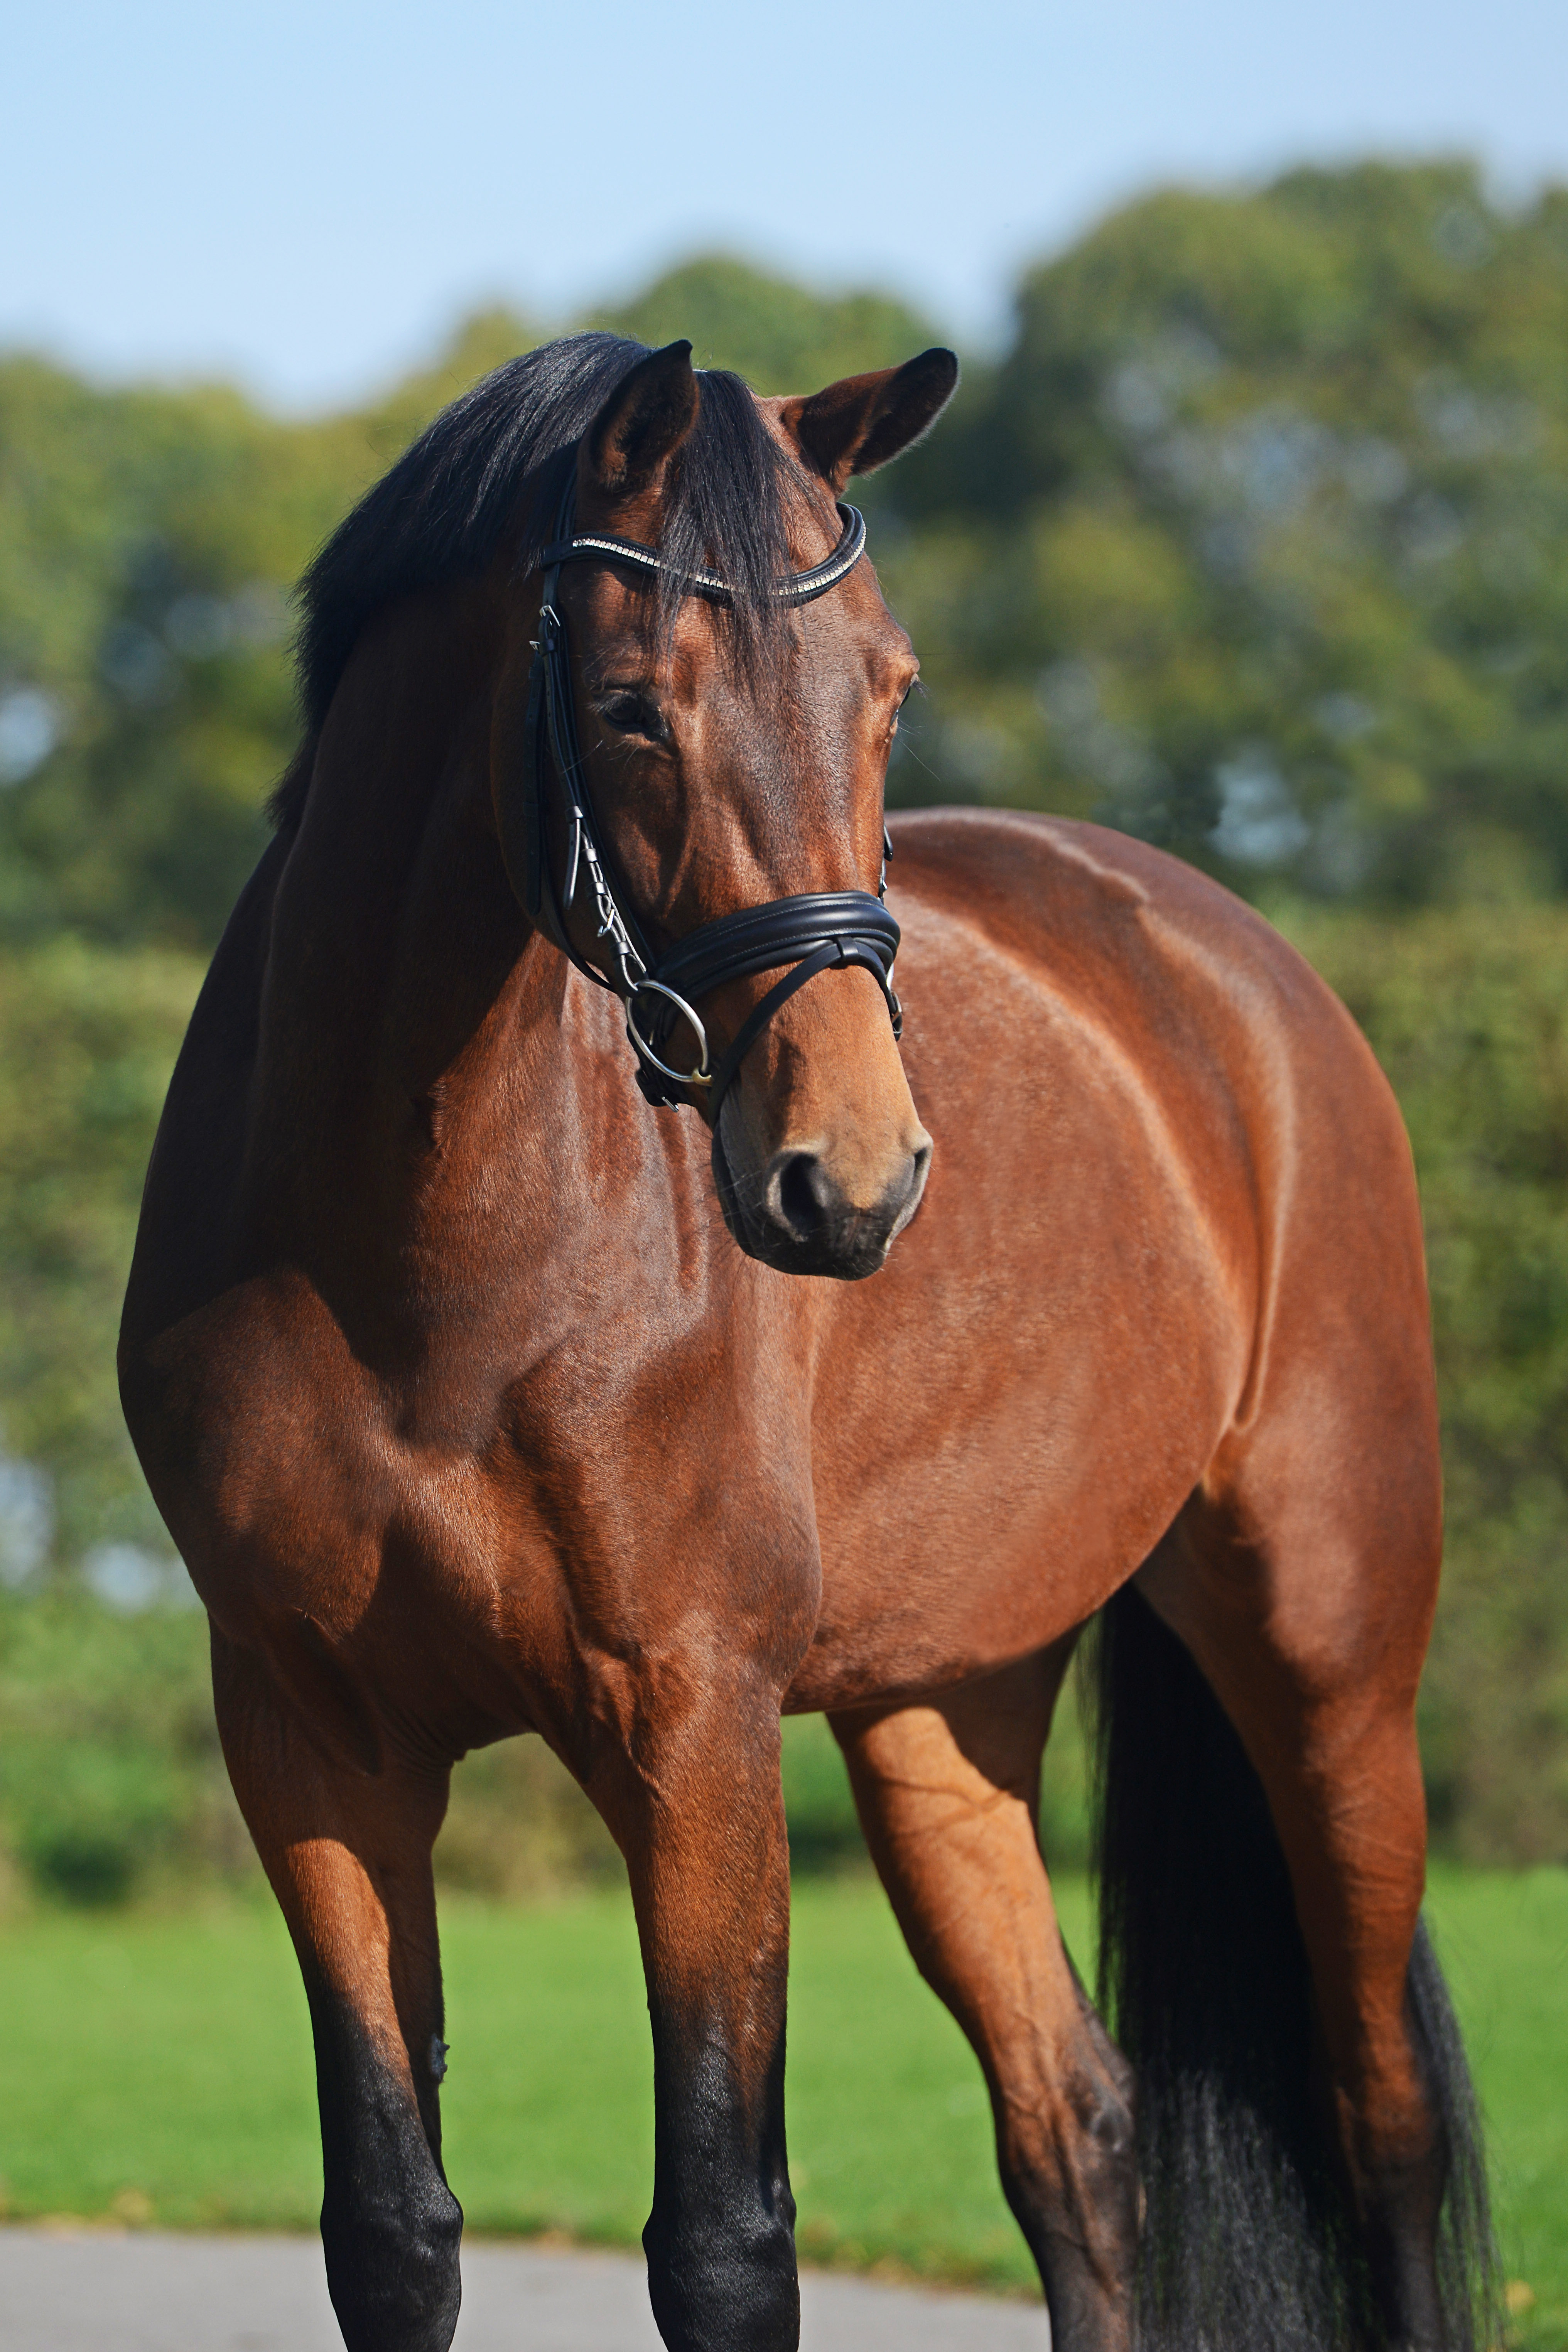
top-left (772, 1151), bottom-right (834, 1244)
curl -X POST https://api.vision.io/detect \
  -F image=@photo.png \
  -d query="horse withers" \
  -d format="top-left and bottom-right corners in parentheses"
top-left (120, 333), bottom-right (1494, 2351)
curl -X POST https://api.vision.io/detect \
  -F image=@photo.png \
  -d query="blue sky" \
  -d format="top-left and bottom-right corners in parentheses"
top-left (7, 0), bottom-right (1565, 410)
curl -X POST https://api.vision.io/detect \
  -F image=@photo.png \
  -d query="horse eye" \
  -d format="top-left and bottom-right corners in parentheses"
top-left (599, 691), bottom-right (664, 741)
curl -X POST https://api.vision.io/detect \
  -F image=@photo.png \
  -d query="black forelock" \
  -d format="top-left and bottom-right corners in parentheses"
top-left (294, 333), bottom-right (644, 744)
top-left (275, 332), bottom-right (802, 831)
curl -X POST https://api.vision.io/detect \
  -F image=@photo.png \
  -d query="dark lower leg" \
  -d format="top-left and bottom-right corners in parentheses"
top-left (643, 1999), bottom-right (795, 2352)
top-left (212, 1630), bottom-right (461, 2352)
top-left (308, 1975), bottom-right (463, 2352)
top-left (589, 1677), bottom-right (800, 2352)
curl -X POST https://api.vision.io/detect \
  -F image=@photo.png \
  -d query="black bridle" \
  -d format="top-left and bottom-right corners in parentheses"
top-left (501, 471), bottom-right (902, 1115)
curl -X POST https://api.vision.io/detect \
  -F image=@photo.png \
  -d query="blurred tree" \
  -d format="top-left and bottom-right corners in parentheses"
top-left (1285, 905), bottom-right (1568, 1863)
top-left (591, 253), bottom-right (938, 393)
top-left (2, 196), bottom-right (1568, 1873)
top-left (0, 364), bottom-right (346, 945)
top-left (883, 162), bottom-right (1568, 908)
top-left (0, 940), bottom-right (200, 1564)
top-left (0, 1584), bottom-right (241, 1908)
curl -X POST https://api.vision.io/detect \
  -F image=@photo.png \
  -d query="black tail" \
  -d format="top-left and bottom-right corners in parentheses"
top-left (1086, 1583), bottom-right (1497, 2352)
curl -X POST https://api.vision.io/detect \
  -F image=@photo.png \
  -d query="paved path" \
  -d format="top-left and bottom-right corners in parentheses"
top-left (0, 2229), bottom-right (1049, 2351)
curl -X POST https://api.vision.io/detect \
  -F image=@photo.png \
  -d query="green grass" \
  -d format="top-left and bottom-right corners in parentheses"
top-left (0, 1870), bottom-right (1564, 2342)
top-left (1422, 1869), bottom-right (1568, 2349)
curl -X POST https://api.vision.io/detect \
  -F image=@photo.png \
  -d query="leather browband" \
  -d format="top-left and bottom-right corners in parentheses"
top-left (539, 503), bottom-right (868, 608)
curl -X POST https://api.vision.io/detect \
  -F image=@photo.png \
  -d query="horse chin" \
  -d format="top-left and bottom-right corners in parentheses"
top-left (710, 1117), bottom-right (921, 1283)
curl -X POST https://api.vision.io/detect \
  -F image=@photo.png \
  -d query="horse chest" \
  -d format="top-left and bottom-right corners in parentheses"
top-left (146, 1249), bottom-right (817, 1688)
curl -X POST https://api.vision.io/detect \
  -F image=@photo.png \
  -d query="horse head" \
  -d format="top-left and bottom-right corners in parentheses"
top-left (495, 337), bottom-right (957, 1281)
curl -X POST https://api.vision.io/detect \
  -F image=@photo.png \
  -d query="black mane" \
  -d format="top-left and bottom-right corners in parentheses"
top-left (277, 331), bottom-right (799, 830)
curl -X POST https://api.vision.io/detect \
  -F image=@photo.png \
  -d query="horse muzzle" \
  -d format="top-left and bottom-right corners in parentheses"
top-left (716, 1128), bottom-right (932, 1281)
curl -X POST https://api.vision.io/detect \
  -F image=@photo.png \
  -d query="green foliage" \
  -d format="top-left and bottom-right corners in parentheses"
top-left (1282, 906), bottom-right (1568, 1862)
top-left (16, 173), bottom-right (1568, 941)
top-left (2, 186), bottom-right (1568, 1876)
top-left (592, 254), bottom-right (938, 395)
top-left (0, 941), bottom-right (201, 1564)
top-left (0, 365), bottom-right (332, 945)
top-left (780, 1714), bottom-right (864, 1871)
top-left (883, 163), bottom-right (1568, 905)
top-left (0, 1586), bottom-right (242, 1909)
top-left (434, 1733), bottom-right (621, 1900)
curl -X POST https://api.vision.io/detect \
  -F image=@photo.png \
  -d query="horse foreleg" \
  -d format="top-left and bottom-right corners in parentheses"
top-left (830, 1650), bottom-right (1136, 2351)
top-left (585, 1667), bottom-right (798, 2352)
top-left (210, 1625), bottom-right (462, 2352)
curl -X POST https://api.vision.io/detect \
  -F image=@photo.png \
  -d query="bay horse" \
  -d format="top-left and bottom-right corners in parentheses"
top-left (120, 332), bottom-right (1493, 2352)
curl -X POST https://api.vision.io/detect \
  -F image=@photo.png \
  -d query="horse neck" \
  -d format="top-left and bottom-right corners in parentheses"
top-left (250, 582), bottom-right (637, 1258)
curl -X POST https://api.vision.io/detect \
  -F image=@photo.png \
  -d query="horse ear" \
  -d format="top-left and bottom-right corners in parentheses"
top-left (584, 341), bottom-right (700, 496)
top-left (781, 348), bottom-right (959, 491)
